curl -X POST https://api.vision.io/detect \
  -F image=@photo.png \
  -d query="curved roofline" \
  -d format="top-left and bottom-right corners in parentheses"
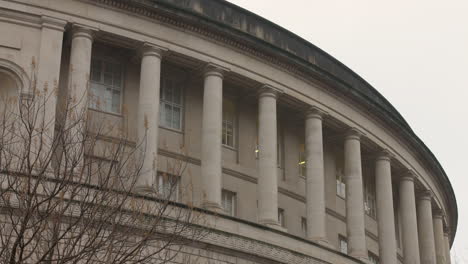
top-left (96, 0), bottom-right (457, 242)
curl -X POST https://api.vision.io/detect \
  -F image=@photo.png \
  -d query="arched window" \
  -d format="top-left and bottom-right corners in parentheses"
top-left (0, 71), bottom-right (20, 115)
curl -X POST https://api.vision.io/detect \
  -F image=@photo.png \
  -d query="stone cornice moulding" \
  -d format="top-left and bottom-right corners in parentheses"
top-left (40, 15), bottom-right (67, 31)
top-left (0, 8), bottom-right (41, 29)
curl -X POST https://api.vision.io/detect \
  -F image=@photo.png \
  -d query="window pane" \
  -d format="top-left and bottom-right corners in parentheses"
top-left (165, 104), bottom-right (172, 127)
top-left (91, 60), bottom-right (101, 82)
top-left (164, 81), bottom-right (173, 102)
top-left (172, 106), bottom-right (181, 130)
top-left (103, 73), bottom-right (113, 86)
top-left (112, 90), bottom-right (120, 113)
top-left (173, 85), bottom-right (181, 104)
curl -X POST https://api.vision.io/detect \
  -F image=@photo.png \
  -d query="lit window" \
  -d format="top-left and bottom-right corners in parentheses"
top-left (369, 252), bottom-right (379, 264)
top-left (160, 77), bottom-right (183, 130)
top-left (222, 189), bottom-right (236, 216)
top-left (89, 59), bottom-right (123, 113)
top-left (339, 235), bottom-right (348, 254)
top-left (364, 175), bottom-right (377, 218)
top-left (336, 168), bottom-right (346, 198)
top-left (299, 144), bottom-right (306, 177)
top-left (278, 208), bottom-right (285, 227)
top-left (157, 173), bottom-right (179, 201)
top-left (222, 98), bottom-right (236, 147)
top-left (301, 217), bottom-right (307, 237)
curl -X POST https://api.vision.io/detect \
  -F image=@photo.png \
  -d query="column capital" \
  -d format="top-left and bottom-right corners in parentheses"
top-left (443, 226), bottom-right (451, 236)
top-left (41, 16), bottom-right (67, 31)
top-left (305, 106), bottom-right (327, 120)
top-left (344, 127), bottom-right (363, 141)
top-left (375, 149), bottom-right (393, 162)
top-left (204, 62), bottom-right (230, 79)
top-left (258, 84), bottom-right (283, 99)
top-left (433, 208), bottom-right (445, 219)
top-left (400, 169), bottom-right (418, 182)
top-left (71, 24), bottom-right (98, 42)
top-left (141, 42), bottom-right (168, 59)
top-left (418, 189), bottom-right (434, 202)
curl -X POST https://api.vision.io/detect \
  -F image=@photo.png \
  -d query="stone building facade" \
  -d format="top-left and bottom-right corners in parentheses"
top-left (0, 0), bottom-right (457, 263)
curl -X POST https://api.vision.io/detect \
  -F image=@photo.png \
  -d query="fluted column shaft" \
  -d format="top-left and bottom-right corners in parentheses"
top-left (66, 25), bottom-right (94, 166)
top-left (257, 86), bottom-right (279, 226)
top-left (433, 212), bottom-right (446, 264)
top-left (444, 231), bottom-right (451, 264)
top-left (375, 152), bottom-right (397, 264)
top-left (305, 108), bottom-right (327, 242)
top-left (201, 65), bottom-right (224, 211)
top-left (136, 44), bottom-right (163, 192)
top-left (344, 129), bottom-right (367, 260)
top-left (418, 191), bottom-right (437, 264)
top-left (400, 173), bottom-right (421, 264)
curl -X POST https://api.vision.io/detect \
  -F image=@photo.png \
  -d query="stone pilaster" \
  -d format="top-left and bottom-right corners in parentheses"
top-left (375, 150), bottom-right (397, 264)
top-left (136, 43), bottom-right (166, 193)
top-left (201, 63), bottom-right (227, 211)
top-left (417, 190), bottom-right (437, 264)
top-left (400, 170), bottom-right (421, 264)
top-left (305, 107), bottom-right (328, 244)
top-left (257, 85), bottom-right (282, 227)
top-left (36, 16), bottom-right (67, 169)
top-left (344, 128), bottom-right (367, 260)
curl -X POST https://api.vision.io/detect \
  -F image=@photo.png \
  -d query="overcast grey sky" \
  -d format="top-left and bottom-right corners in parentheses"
top-left (227, 0), bottom-right (468, 261)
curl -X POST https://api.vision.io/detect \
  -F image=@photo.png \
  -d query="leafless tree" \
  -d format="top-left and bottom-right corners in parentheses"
top-left (0, 60), bottom-right (206, 264)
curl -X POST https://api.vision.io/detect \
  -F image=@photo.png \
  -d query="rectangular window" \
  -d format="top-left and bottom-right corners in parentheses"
top-left (299, 143), bottom-right (306, 178)
top-left (301, 217), bottom-right (307, 237)
top-left (222, 98), bottom-right (236, 147)
top-left (364, 175), bottom-right (377, 218)
top-left (278, 208), bottom-right (285, 227)
top-left (221, 189), bottom-right (237, 216)
top-left (157, 172), bottom-right (179, 201)
top-left (160, 77), bottom-right (183, 130)
top-left (336, 168), bottom-right (346, 198)
top-left (339, 235), bottom-right (348, 254)
top-left (89, 58), bottom-right (123, 114)
top-left (369, 252), bottom-right (379, 264)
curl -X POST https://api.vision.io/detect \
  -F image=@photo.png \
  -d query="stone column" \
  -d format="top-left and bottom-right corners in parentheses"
top-left (136, 44), bottom-right (165, 192)
top-left (200, 64), bottom-right (226, 211)
top-left (400, 171), bottom-right (421, 264)
top-left (305, 107), bottom-right (328, 243)
top-left (257, 85), bottom-right (281, 227)
top-left (66, 25), bottom-right (94, 167)
top-left (36, 16), bottom-right (67, 168)
top-left (375, 151), bottom-right (397, 264)
top-left (444, 228), bottom-right (451, 264)
top-left (417, 191), bottom-right (437, 264)
top-left (433, 210), bottom-right (446, 264)
top-left (344, 128), bottom-right (367, 260)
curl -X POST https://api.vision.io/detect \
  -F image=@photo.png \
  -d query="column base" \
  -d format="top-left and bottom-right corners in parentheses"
top-left (259, 218), bottom-right (287, 232)
top-left (134, 185), bottom-right (156, 195)
top-left (202, 201), bottom-right (224, 214)
top-left (308, 237), bottom-right (334, 249)
top-left (350, 253), bottom-right (368, 263)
